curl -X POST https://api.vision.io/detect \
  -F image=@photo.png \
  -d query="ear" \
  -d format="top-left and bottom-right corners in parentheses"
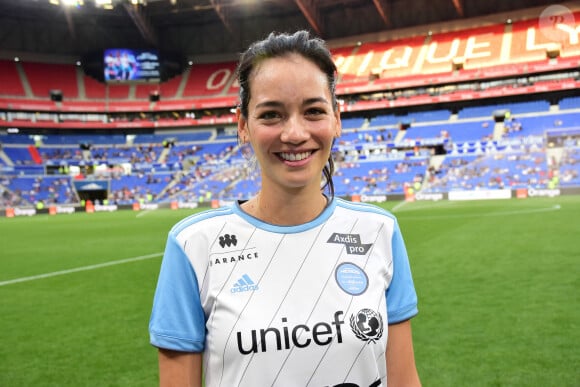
top-left (236, 107), bottom-right (249, 143)
top-left (333, 109), bottom-right (342, 138)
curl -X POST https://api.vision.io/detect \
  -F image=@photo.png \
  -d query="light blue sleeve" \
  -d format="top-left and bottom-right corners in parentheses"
top-left (386, 219), bottom-right (418, 324)
top-left (149, 232), bottom-right (206, 352)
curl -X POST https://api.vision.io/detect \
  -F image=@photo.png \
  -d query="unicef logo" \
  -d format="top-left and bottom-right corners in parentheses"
top-left (350, 308), bottom-right (384, 344)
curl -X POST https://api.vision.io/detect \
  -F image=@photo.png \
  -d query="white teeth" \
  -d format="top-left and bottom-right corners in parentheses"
top-left (280, 152), bottom-right (311, 161)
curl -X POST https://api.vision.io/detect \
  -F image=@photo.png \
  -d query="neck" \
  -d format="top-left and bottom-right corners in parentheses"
top-left (242, 189), bottom-right (328, 226)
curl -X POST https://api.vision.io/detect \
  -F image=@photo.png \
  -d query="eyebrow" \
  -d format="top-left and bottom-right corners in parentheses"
top-left (254, 97), bottom-right (330, 110)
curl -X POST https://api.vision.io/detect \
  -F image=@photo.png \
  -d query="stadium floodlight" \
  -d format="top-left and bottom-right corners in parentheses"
top-left (62, 0), bottom-right (84, 6)
top-left (95, 0), bottom-right (112, 6)
top-left (95, 0), bottom-right (114, 8)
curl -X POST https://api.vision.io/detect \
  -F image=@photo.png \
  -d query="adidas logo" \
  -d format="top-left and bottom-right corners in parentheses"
top-left (231, 274), bottom-right (259, 293)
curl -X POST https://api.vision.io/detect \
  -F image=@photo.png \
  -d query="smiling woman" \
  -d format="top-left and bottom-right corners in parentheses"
top-left (236, 51), bottom-right (340, 224)
top-left (149, 30), bottom-right (422, 387)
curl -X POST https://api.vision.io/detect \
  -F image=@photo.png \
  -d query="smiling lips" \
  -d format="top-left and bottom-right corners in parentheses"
top-left (278, 151), bottom-right (313, 162)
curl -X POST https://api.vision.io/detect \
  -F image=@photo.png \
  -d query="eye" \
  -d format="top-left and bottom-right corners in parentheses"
top-left (258, 110), bottom-right (282, 121)
top-left (305, 107), bottom-right (327, 118)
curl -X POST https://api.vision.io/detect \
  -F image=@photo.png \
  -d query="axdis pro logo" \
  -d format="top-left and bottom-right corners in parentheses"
top-left (327, 233), bottom-right (372, 255)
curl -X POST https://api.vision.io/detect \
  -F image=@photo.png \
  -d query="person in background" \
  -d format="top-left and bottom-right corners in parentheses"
top-left (149, 30), bottom-right (421, 387)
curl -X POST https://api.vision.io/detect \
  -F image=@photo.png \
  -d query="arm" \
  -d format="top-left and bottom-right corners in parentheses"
top-left (158, 349), bottom-right (202, 387)
top-left (386, 319), bottom-right (421, 387)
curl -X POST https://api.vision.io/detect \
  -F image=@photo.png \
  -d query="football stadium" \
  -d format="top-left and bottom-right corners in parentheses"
top-left (0, 0), bottom-right (579, 386)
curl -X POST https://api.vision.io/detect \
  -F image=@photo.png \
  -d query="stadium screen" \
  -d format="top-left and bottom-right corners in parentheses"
top-left (103, 49), bottom-right (161, 82)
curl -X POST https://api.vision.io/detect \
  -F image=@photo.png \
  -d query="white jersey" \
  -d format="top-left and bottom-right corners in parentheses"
top-left (149, 197), bottom-right (418, 387)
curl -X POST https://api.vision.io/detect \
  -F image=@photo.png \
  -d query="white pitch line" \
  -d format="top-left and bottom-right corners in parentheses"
top-left (391, 201), bottom-right (408, 212)
top-left (0, 252), bottom-right (163, 287)
top-left (136, 210), bottom-right (154, 218)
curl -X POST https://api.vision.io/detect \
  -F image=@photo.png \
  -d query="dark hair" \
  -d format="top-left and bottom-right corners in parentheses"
top-left (236, 30), bottom-right (338, 199)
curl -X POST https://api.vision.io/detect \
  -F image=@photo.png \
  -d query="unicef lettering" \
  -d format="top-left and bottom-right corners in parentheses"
top-left (237, 311), bottom-right (345, 354)
top-left (330, 380), bottom-right (381, 387)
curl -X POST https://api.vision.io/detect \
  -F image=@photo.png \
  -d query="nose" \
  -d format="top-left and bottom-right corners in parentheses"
top-left (280, 116), bottom-right (309, 144)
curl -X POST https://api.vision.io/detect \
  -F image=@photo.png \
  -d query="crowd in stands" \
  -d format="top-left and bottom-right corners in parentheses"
top-left (1, 94), bottom-right (580, 209)
top-left (556, 145), bottom-right (580, 186)
top-left (425, 149), bottom-right (552, 192)
top-left (0, 175), bottom-right (77, 209)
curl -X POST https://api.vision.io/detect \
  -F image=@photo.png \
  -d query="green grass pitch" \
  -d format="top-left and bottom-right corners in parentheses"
top-left (1, 196), bottom-right (578, 386)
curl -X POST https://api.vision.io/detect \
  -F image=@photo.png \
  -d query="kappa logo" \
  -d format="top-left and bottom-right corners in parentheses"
top-left (327, 233), bottom-right (373, 255)
top-left (350, 308), bottom-right (383, 344)
top-left (219, 234), bottom-right (237, 248)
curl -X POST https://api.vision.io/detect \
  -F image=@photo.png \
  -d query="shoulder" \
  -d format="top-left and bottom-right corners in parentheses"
top-left (169, 206), bottom-right (236, 236)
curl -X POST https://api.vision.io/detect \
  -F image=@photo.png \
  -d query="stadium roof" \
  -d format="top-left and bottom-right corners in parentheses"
top-left (0, 0), bottom-right (567, 62)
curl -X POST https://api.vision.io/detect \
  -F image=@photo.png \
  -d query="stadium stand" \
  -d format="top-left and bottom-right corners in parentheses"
top-left (134, 84), bottom-right (161, 100)
top-left (106, 84), bottom-right (131, 100)
top-left (559, 96), bottom-right (580, 110)
top-left (0, 60), bottom-right (26, 97)
top-left (1, 10), bottom-right (580, 211)
top-left (2, 89), bottom-right (580, 208)
top-left (158, 74), bottom-right (185, 99)
top-left (21, 62), bottom-right (79, 99)
top-left (83, 73), bottom-right (108, 100)
top-left (182, 62), bottom-right (237, 97)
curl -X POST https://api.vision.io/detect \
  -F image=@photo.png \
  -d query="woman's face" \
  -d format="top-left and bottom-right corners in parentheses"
top-left (238, 53), bottom-right (341, 194)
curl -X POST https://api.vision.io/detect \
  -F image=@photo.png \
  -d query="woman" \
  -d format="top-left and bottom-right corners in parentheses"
top-left (149, 30), bottom-right (421, 387)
